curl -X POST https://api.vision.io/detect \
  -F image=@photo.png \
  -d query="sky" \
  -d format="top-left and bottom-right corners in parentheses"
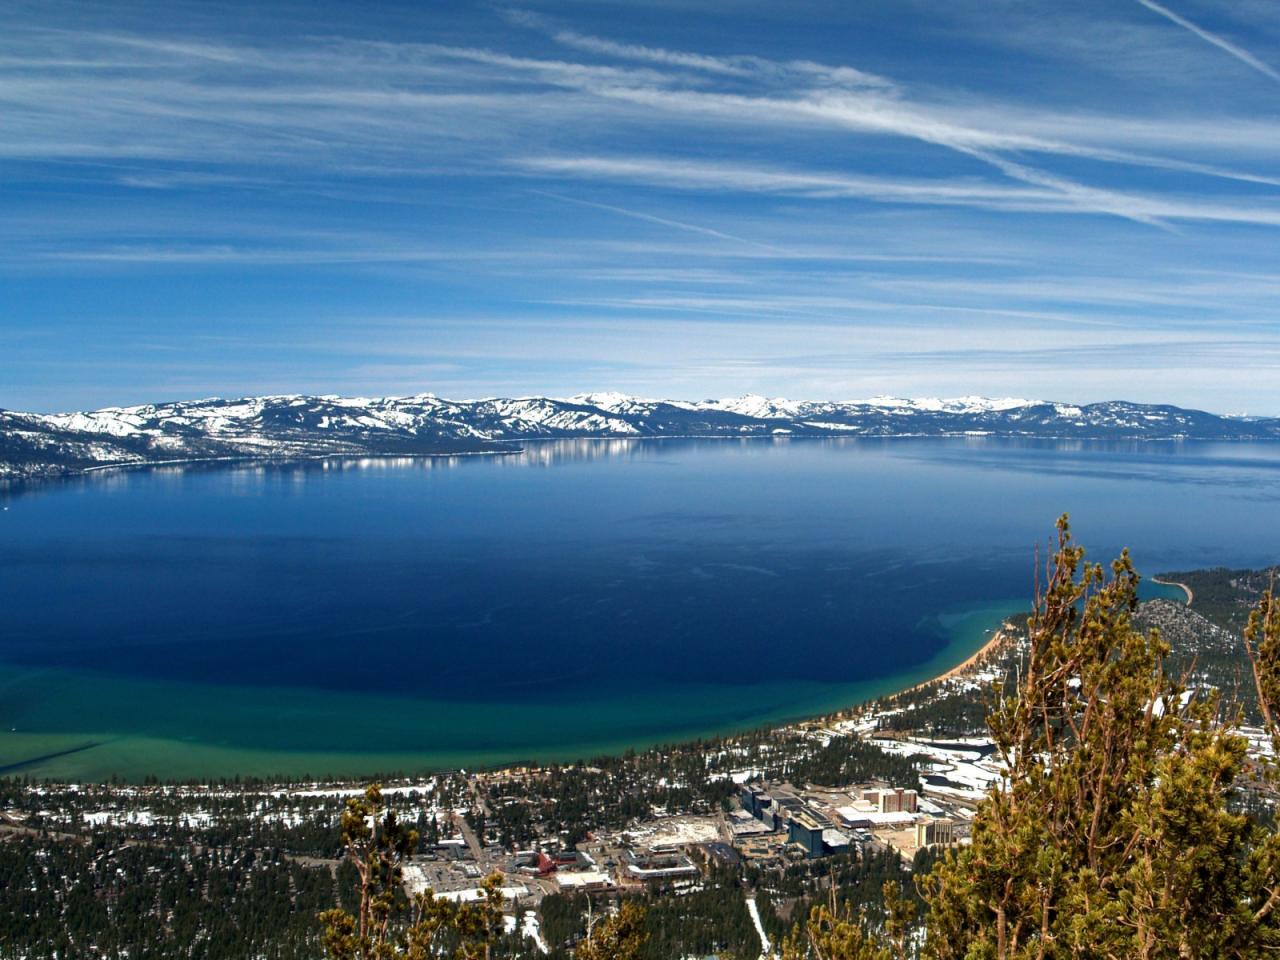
top-left (4, 0), bottom-right (1280, 414)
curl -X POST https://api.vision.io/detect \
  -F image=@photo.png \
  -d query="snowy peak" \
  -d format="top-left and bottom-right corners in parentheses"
top-left (702, 395), bottom-right (804, 419)
top-left (2, 392), bottom-right (1276, 481)
top-left (862, 395), bottom-right (1041, 414)
top-left (570, 392), bottom-right (1044, 419)
top-left (563, 392), bottom-right (663, 416)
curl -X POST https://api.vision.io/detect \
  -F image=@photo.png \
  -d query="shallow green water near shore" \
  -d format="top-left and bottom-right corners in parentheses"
top-left (0, 599), bottom-right (1029, 780)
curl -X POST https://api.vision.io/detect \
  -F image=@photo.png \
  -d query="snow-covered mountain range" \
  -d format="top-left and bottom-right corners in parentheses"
top-left (2, 392), bottom-right (1277, 480)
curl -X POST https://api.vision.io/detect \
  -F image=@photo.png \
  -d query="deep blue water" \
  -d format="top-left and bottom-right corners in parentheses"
top-left (1, 437), bottom-right (1277, 778)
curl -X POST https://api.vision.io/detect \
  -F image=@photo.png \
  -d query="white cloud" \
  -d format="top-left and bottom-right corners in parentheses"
top-left (1134, 0), bottom-right (1280, 83)
top-left (6, 20), bottom-right (1280, 211)
top-left (519, 153), bottom-right (1280, 228)
top-left (6, 8), bottom-right (1280, 411)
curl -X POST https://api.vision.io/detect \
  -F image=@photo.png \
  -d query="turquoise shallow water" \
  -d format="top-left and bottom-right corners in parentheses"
top-left (0, 600), bottom-right (1031, 780)
top-left (0, 437), bottom-right (1274, 780)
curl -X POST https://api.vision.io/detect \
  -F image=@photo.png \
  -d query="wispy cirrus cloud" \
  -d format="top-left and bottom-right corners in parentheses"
top-left (522, 154), bottom-right (1054, 202)
top-left (505, 8), bottom-right (894, 89)
top-left (518, 154), bottom-right (1280, 228)
top-left (1134, 0), bottom-right (1280, 82)
top-left (6, 20), bottom-right (1280, 212)
top-left (496, 16), bottom-right (1280, 216)
top-left (501, 9), bottom-right (757, 78)
top-left (530, 190), bottom-right (780, 250)
top-left (6, 2), bottom-right (1280, 412)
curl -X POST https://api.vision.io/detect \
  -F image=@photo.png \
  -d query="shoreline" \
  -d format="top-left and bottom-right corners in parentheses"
top-left (896, 624), bottom-right (1013, 698)
top-left (0, 614), bottom-right (1023, 783)
top-left (1151, 577), bottom-right (1194, 605)
top-left (1, 447), bottom-right (519, 488)
top-left (9, 431), bottom-right (1280, 487)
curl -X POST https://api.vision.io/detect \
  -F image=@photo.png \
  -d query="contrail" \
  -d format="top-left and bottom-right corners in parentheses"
top-left (1134, 0), bottom-right (1280, 83)
top-left (530, 189), bottom-right (782, 252)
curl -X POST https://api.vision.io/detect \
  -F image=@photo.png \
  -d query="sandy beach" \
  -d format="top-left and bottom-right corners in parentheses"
top-left (1151, 577), bottom-right (1194, 605)
top-left (890, 575), bottom-right (1194, 705)
top-left (899, 624), bottom-right (1014, 697)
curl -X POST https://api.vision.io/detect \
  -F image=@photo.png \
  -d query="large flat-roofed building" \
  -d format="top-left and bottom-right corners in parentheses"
top-left (739, 783), bottom-right (780, 829)
top-left (822, 829), bottom-right (852, 856)
top-left (787, 808), bottom-right (830, 859)
top-left (699, 841), bottom-right (742, 870)
top-left (740, 783), bottom-right (773, 818)
top-left (624, 850), bottom-right (700, 883)
top-left (556, 870), bottom-right (613, 892)
top-left (729, 809), bottom-right (772, 837)
top-left (835, 807), bottom-right (917, 831)
top-left (915, 818), bottom-right (957, 848)
top-left (757, 806), bottom-right (777, 831)
top-left (870, 788), bottom-right (918, 814)
top-left (772, 791), bottom-right (805, 815)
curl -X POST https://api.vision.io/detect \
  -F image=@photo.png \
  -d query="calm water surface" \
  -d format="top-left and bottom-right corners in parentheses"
top-left (1, 437), bottom-right (1277, 779)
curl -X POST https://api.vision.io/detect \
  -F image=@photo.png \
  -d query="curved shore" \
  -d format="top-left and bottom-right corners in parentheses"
top-left (1151, 577), bottom-right (1194, 605)
top-left (898, 624), bottom-right (1014, 698)
top-left (0, 611), bottom-right (1025, 781)
top-left (890, 576), bottom-right (1192, 706)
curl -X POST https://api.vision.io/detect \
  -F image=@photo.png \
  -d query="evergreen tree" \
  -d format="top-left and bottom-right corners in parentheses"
top-left (319, 785), bottom-right (505, 959)
top-left (783, 882), bottom-right (915, 960)
top-left (794, 517), bottom-right (1280, 959)
top-left (573, 900), bottom-right (647, 960)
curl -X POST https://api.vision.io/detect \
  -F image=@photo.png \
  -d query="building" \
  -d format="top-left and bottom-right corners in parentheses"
top-left (549, 849), bottom-right (592, 869)
top-left (430, 838), bottom-right (469, 860)
top-left (740, 783), bottom-right (772, 818)
top-left (739, 783), bottom-right (779, 830)
top-left (873, 788), bottom-right (918, 814)
top-left (835, 806), bottom-right (917, 831)
top-left (822, 829), bottom-right (852, 856)
top-left (698, 841), bottom-right (742, 870)
top-left (915, 818), bottom-right (957, 847)
top-left (729, 809), bottom-right (771, 837)
top-left (556, 870), bottom-right (613, 892)
top-left (624, 850), bottom-right (700, 883)
top-left (787, 808), bottom-right (831, 859)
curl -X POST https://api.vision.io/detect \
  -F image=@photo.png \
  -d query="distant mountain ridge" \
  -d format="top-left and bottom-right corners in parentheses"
top-left (2, 392), bottom-right (1277, 480)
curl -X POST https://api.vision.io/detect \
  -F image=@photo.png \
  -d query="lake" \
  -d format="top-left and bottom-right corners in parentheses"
top-left (2, 437), bottom-right (1278, 780)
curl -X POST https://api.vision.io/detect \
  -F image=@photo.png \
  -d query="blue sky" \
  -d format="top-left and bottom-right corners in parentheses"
top-left (4, 0), bottom-right (1280, 414)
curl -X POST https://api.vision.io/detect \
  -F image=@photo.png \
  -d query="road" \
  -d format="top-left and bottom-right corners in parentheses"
top-left (456, 810), bottom-right (485, 860)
